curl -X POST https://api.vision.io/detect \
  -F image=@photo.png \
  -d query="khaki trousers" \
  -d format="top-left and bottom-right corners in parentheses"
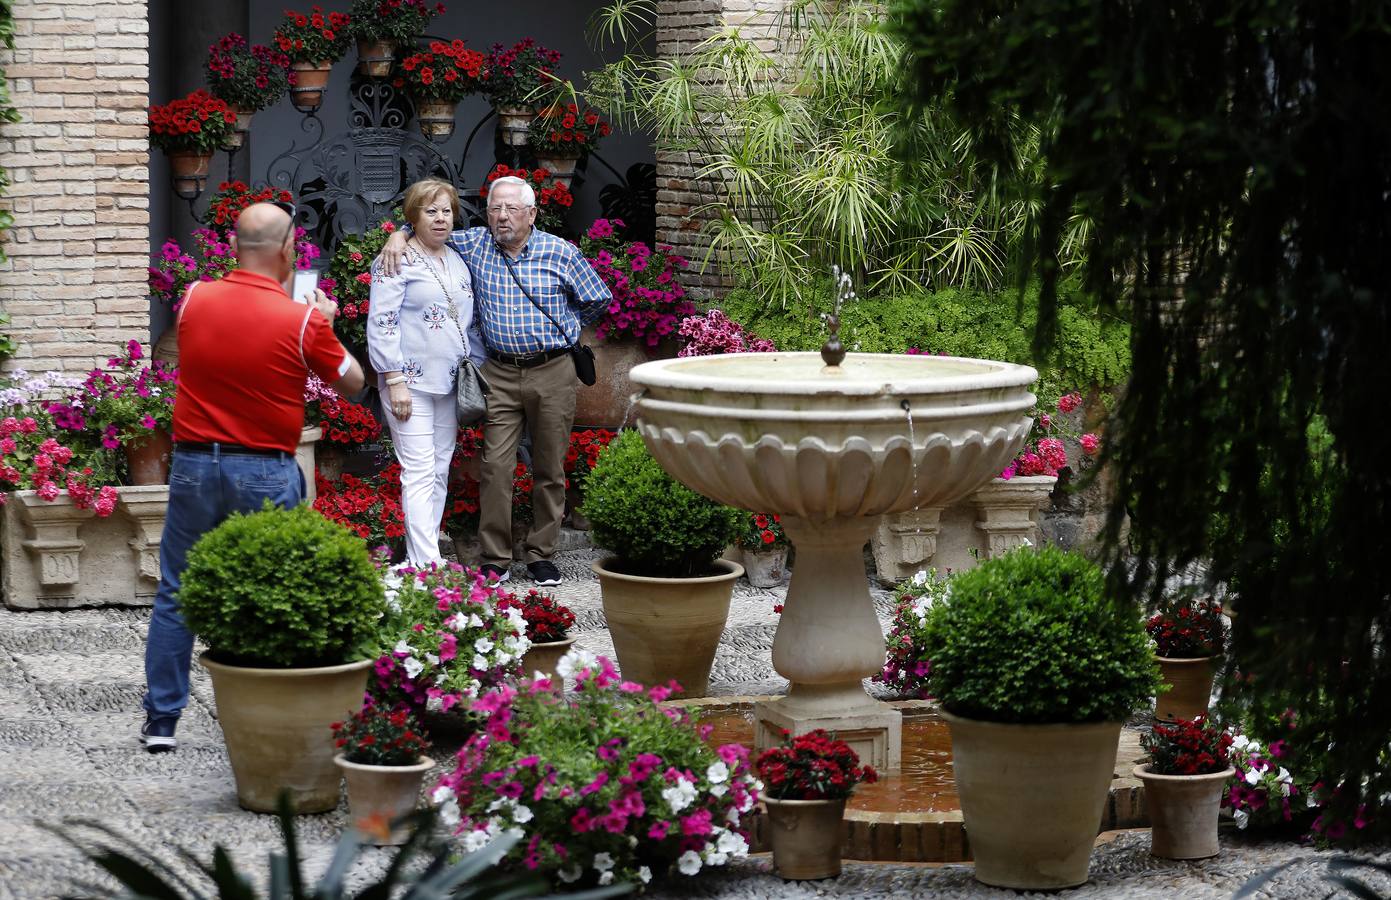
top-left (478, 353), bottom-right (576, 566)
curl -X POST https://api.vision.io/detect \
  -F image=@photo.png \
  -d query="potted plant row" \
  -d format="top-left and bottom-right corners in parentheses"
top-left (580, 430), bottom-right (744, 697)
top-left (916, 546), bottom-right (1160, 889)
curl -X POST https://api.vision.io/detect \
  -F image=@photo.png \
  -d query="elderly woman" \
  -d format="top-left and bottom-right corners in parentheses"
top-left (368, 178), bottom-right (484, 567)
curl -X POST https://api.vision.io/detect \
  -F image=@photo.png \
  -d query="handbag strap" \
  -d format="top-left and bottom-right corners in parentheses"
top-left (496, 243), bottom-right (577, 348)
top-left (409, 240), bottom-right (474, 352)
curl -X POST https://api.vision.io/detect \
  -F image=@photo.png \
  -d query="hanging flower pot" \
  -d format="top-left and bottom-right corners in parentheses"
top-left (167, 151), bottom-right (213, 200)
top-left (495, 105), bottom-right (536, 147)
top-left (1155, 655), bottom-right (1216, 721)
top-left (414, 97), bottom-right (458, 141)
top-left (289, 61), bottom-right (334, 112)
top-left (532, 154), bottom-right (580, 188)
top-left (205, 34), bottom-right (290, 150)
top-left (528, 101), bottom-right (611, 187)
top-left (219, 104), bottom-right (254, 151)
top-left (355, 37), bottom-right (397, 78)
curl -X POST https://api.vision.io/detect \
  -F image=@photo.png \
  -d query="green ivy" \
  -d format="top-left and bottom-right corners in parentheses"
top-left (0, 0), bottom-right (20, 309)
top-left (179, 503), bottom-right (385, 667)
top-left (919, 547), bottom-right (1159, 724)
top-left (580, 430), bottom-right (742, 578)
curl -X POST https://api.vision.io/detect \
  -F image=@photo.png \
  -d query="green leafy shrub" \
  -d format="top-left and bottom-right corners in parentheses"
top-left (920, 546), bottom-right (1159, 723)
top-left (580, 430), bottom-right (742, 577)
top-left (179, 503), bottom-right (384, 667)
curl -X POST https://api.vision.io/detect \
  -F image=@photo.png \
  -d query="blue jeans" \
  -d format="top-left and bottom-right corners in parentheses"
top-left (142, 446), bottom-right (304, 722)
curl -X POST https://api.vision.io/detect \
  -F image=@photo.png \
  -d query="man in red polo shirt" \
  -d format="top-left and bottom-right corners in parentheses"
top-left (140, 202), bottom-right (365, 753)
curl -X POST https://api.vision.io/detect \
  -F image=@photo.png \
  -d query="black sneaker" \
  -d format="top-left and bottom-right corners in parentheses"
top-left (479, 563), bottom-right (510, 584)
top-left (527, 560), bottom-right (563, 587)
top-left (139, 715), bottom-right (177, 753)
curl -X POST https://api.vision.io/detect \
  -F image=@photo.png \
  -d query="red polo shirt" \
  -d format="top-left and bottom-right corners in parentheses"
top-left (172, 270), bottom-right (350, 453)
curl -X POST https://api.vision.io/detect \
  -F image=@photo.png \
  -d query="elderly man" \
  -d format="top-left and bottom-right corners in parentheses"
top-left (140, 202), bottom-right (364, 753)
top-left (381, 176), bottom-right (610, 586)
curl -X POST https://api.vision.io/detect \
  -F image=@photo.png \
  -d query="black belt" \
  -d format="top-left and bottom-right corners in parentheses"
top-left (174, 441), bottom-right (287, 458)
top-left (487, 346), bottom-right (570, 368)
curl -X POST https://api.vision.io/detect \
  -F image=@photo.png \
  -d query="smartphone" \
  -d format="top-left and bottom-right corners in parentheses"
top-left (291, 269), bottom-right (319, 304)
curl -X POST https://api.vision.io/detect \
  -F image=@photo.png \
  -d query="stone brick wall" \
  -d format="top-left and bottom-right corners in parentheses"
top-left (0, 0), bottom-right (151, 375)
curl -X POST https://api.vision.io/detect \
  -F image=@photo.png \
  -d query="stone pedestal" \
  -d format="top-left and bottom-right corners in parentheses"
top-left (2, 486), bottom-right (170, 610)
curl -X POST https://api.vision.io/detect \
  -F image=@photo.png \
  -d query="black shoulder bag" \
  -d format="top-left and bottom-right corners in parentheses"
top-left (497, 248), bottom-right (597, 386)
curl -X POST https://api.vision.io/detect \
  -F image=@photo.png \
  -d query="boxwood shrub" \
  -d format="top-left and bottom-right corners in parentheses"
top-left (920, 546), bottom-right (1159, 723)
top-left (179, 503), bottom-right (385, 667)
top-left (580, 429), bottom-right (742, 577)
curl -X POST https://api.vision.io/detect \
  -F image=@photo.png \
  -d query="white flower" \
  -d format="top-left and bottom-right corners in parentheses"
top-left (912, 569), bottom-right (929, 586)
top-left (474, 637), bottom-right (495, 653)
top-left (430, 785), bottom-right (453, 805)
top-left (638, 866), bottom-right (652, 884)
top-left (487, 798), bottom-right (510, 813)
top-left (627, 834), bottom-right (638, 847)
top-left (494, 651), bottom-right (513, 666)
top-left (461, 828), bottom-right (490, 852)
top-left (678, 850), bottom-right (702, 876)
top-left (1233, 808), bottom-right (1250, 830)
top-left (468, 613), bottom-right (484, 628)
top-left (557, 647), bottom-right (597, 679)
top-left (557, 865), bottom-right (582, 884)
top-left (446, 613), bottom-right (467, 631)
top-left (592, 852), bottom-right (614, 872)
top-left (503, 635), bottom-right (523, 653)
top-left (439, 799), bottom-right (460, 826)
top-left (512, 804), bottom-right (533, 824)
top-left (598, 871), bottom-right (614, 886)
top-left (726, 806), bottom-right (742, 824)
top-left (706, 850), bottom-right (729, 867)
top-left (425, 653), bottom-right (440, 665)
top-left (710, 783), bottom-right (728, 797)
top-left (662, 780), bottom-right (697, 813)
top-left (1244, 768), bottom-right (1261, 786)
top-left (716, 831), bottom-right (747, 856)
top-left (426, 695), bottom-right (443, 712)
top-left (472, 654), bottom-right (488, 670)
top-left (403, 657), bottom-right (424, 679)
top-left (707, 761), bottom-right (729, 784)
top-left (394, 640), bottom-right (412, 655)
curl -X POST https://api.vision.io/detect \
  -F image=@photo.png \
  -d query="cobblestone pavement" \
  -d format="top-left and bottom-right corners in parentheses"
top-left (1, 542), bottom-right (1386, 899)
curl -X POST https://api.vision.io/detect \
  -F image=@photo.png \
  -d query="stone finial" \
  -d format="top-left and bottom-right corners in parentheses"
top-left (821, 314), bottom-right (846, 368)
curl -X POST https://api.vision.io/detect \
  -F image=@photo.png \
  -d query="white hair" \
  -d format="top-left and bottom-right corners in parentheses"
top-left (486, 176), bottom-right (537, 208)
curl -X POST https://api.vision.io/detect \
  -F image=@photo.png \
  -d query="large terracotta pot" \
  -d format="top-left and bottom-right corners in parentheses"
top-left (521, 635), bottom-right (575, 678)
top-left (125, 429), bottom-right (172, 485)
top-left (763, 796), bottom-right (846, 880)
top-left (414, 97), bottom-right (457, 141)
top-left (592, 556), bottom-right (742, 698)
top-left (200, 653), bottom-right (372, 813)
top-left (942, 711), bottom-right (1120, 890)
top-left (573, 329), bottom-right (660, 429)
top-left (355, 38), bottom-right (396, 77)
top-left (494, 104), bottom-right (535, 146)
top-left (1155, 656), bottom-right (1215, 722)
top-left (290, 61), bottom-right (333, 112)
top-left (167, 151), bottom-right (212, 200)
top-left (1133, 764), bottom-right (1234, 860)
top-left (335, 753), bottom-right (434, 845)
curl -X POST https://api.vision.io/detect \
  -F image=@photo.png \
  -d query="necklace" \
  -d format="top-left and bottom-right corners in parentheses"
top-left (409, 238), bottom-right (450, 274)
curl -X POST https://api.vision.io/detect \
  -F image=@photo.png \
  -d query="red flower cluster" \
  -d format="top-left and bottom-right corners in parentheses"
top-left (480, 164), bottom-right (573, 233)
top-left (205, 33), bottom-right (292, 112)
top-left (273, 6), bottom-right (352, 64)
top-left (148, 89), bottom-right (237, 154)
top-left (323, 218), bottom-right (398, 351)
top-left (1142, 715), bottom-right (1233, 776)
top-left (443, 425), bottom-right (536, 533)
top-left (497, 588), bottom-right (576, 643)
top-left (331, 703), bottom-right (431, 767)
top-left (313, 463), bottom-right (406, 548)
top-left (479, 38), bottom-right (561, 107)
top-left (528, 102), bottom-right (611, 157)
top-left (317, 395), bottom-right (382, 445)
top-left (563, 428), bottom-right (616, 485)
top-left (395, 39), bottom-right (484, 102)
top-left (349, 0), bottom-right (443, 46)
top-left (756, 729), bottom-right (878, 801)
top-left (202, 181), bottom-right (295, 232)
top-left (1147, 598), bottom-right (1226, 659)
top-left (738, 512), bottom-right (787, 551)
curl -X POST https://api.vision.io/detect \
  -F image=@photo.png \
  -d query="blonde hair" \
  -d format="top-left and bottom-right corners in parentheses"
top-left (402, 178), bottom-right (461, 228)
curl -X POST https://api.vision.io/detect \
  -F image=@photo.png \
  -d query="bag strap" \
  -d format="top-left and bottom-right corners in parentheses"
top-left (496, 243), bottom-right (577, 348)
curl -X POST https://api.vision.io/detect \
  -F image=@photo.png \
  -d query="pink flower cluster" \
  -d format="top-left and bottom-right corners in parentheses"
top-left (581, 219), bottom-right (697, 347)
top-left (1000, 390), bottom-right (1101, 480)
top-left (676, 309), bottom-right (776, 357)
top-left (0, 421), bottom-right (118, 516)
top-left (149, 227), bottom-right (319, 308)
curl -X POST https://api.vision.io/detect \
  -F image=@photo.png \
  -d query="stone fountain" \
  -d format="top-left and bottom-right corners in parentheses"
top-left (628, 323), bottom-right (1037, 773)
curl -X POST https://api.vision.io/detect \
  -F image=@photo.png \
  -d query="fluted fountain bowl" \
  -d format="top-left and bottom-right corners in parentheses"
top-left (628, 352), bottom-right (1038, 519)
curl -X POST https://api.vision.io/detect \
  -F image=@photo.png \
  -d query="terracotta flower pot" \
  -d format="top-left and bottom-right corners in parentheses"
top-left (763, 796), bottom-right (846, 880)
top-left (290, 60), bottom-right (333, 112)
top-left (592, 556), bottom-right (741, 698)
top-left (573, 327), bottom-right (663, 429)
top-left (355, 38), bottom-right (396, 78)
top-left (533, 154), bottom-right (580, 187)
top-left (414, 97), bottom-right (458, 141)
top-left (1133, 764), bottom-right (1234, 860)
top-left (742, 547), bottom-right (788, 588)
top-left (220, 104), bottom-right (253, 150)
top-left (335, 753), bottom-right (434, 845)
top-left (942, 710), bottom-right (1121, 890)
top-left (125, 429), bottom-right (172, 485)
top-left (167, 151), bottom-right (212, 200)
top-left (1155, 655), bottom-right (1216, 722)
top-left (521, 635), bottom-right (575, 678)
top-left (200, 653), bottom-right (372, 813)
top-left (495, 104), bottom-right (535, 146)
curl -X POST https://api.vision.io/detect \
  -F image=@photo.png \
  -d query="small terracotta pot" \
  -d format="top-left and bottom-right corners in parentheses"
top-left (495, 104), bottom-right (535, 146)
top-left (125, 429), bottom-right (172, 485)
top-left (220, 104), bottom-right (253, 150)
top-left (533, 154), bottom-right (580, 187)
top-left (167, 151), bottom-right (212, 200)
top-left (290, 61), bottom-right (333, 112)
top-left (355, 38), bottom-right (396, 77)
top-left (335, 754), bottom-right (434, 845)
top-left (1134, 764), bottom-right (1234, 859)
top-left (742, 547), bottom-right (788, 588)
top-left (763, 796), bottom-right (846, 880)
top-left (414, 97), bottom-right (458, 141)
top-left (1155, 655), bottom-right (1216, 722)
top-left (521, 635), bottom-right (576, 678)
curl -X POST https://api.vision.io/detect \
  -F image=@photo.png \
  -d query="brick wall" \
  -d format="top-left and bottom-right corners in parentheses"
top-left (654, 0), bottom-right (787, 300)
top-left (0, 0), bottom-right (151, 376)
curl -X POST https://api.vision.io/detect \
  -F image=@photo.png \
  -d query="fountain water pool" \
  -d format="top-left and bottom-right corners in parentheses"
top-left (629, 352), bottom-right (1037, 772)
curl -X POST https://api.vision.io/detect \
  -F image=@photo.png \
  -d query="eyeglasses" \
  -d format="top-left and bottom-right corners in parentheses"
top-left (270, 199), bottom-right (297, 246)
top-left (487, 204), bottom-right (532, 216)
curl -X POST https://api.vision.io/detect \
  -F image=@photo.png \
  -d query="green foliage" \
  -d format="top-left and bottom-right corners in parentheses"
top-left (919, 547), bottom-right (1159, 724)
top-left (0, 0), bottom-right (20, 276)
top-left (0, 312), bottom-right (16, 361)
top-left (44, 792), bottom-right (630, 900)
top-left (580, 430), bottom-right (742, 577)
top-left (720, 278), bottom-right (1130, 394)
top-left (179, 503), bottom-right (384, 667)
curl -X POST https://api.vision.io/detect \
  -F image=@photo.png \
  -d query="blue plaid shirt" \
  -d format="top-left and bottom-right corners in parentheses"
top-left (443, 227), bottom-right (611, 356)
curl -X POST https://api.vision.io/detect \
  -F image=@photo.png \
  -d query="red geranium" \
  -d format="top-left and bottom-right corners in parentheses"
top-left (205, 33), bottom-right (292, 112)
top-left (497, 588), bottom-right (576, 643)
top-left (1142, 715), bottom-right (1233, 776)
top-left (394, 40), bottom-right (484, 102)
top-left (273, 5), bottom-right (353, 64)
top-left (480, 163), bottom-right (574, 234)
top-left (527, 101), bottom-right (611, 157)
top-left (148, 89), bottom-right (237, 154)
top-left (479, 38), bottom-right (561, 107)
top-left (756, 729), bottom-right (877, 801)
top-left (313, 463), bottom-right (406, 549)
top-left (1147, 598), bottom-right (1227, 659)
top-left (201, 181), bottom-right (295, 232)
top-left (316, 395), bottom-right (383, 445)
top-left (347, 0), bottom-right (442, 46)
top-left (331, 703), bottom-right (430, 766)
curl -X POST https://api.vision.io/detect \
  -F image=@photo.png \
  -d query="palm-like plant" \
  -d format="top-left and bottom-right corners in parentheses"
top-left (588, 0), bottom-right (1066, 308)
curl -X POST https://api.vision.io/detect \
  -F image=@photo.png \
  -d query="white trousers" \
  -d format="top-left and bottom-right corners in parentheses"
top-left (383, 388), bottom-right (457, 567)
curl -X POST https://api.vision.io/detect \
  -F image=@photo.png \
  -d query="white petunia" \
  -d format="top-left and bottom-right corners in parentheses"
top-left (468, 613), bottom-right (484, 628)
top-left (1233, 808), bottom-right (1250, 829)
top-left (638, 866), bottom-right (652, 884)
top-left (726, 806), bottom-right (741, 824)
top-left (598, 871), bottom-right (614, 886)
top-left (426, 695), bottom-right (443, 712)
top-left (474, 637), bottom-right (495, 653)
top-left (716, 831), bottom-right (746, 856)
top-left (663, 780), bottom-right (697, 813)
top-left (592, 852), bottom-right (614, 872)
top-left (1231, 734), bottom-right (1250, 752)
top-left (461, 828), bottom-right (490, 852)
top-left (403, 657), bottom-right (424, 679)
top-left (710, 783), bottom-right (727, 797)
top-left (394, 640), bottom-right (412, 655)
top-left (425, 653), bottom-right (440, 665)
top-left (512, 804), bottom-right (533, 824)
top-left (707, 761), bottom-right (729, 784)
top-left (472, 654), bottom-right (489, 670)
top-left (557, 865), bottom-right (582, 884)
top-left (446, 613), bottom-right (467, 631)
top-left (677, 850), bottom-right (702, 876)
top-left (430, 785), bottom-right (453, 805)
top-left (1244, 768), bottom-right (1261, 786)
top-left (494, 651), bottom-right (513, 665)
top-left (439, 799), bottom-right (460, 826)
top-left (912, 569), bottom-right (929, 586)
top-left (706, 850), bottom-right (729, 867)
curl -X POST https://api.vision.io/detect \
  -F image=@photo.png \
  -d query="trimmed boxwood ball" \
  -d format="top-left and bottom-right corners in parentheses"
top-left (580, 429), bottom-right (742, 577)
top-left (920, 546), bottom-right (1160, 724)
top-left (179, 502), bottom-right (385, 668)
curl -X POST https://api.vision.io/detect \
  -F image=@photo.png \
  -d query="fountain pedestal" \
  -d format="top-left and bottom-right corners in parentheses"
top-left (755, 515), bottom-right (902, 771)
